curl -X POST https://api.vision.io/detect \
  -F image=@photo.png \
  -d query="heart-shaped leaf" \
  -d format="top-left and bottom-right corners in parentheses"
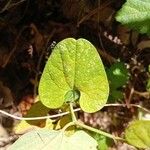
top-left (39, 38), bottom-right (109, 113)
top-left (9, 129), bottom-right (97, 150)
top-left (125, 120), bottom-right (150, 148)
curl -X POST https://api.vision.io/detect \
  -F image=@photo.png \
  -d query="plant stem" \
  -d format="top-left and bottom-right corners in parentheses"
top-left (0, 108), bottom-right (81, 121)
top-left (69, 103), bottom-right (77, 122)
top-left (105, 103), bottom-right (150, 114)
top-left (62, 121), bottom-right (75, 131)
top-left (75, 121), bottom-right (125, 141)
top-left (62, 120), bottom-right (125, 141)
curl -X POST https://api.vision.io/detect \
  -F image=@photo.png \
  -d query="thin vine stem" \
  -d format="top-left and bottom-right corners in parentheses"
top-left (62, 121), bottom-right (76, 132)
top-left (105, 103), bottom-right (150, 114)
top-left (75, 121), bottom-right (125, 141)
top-left (61, 120), bottom-right (125, 141)
top-left (0, 103), bottom-right (149, 121)
top-left (69, 103), bottom-right (77, 122)
top-left (0, 108), bottom-right (81, 121)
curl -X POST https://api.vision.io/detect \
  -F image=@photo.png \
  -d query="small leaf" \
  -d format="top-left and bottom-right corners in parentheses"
top-left (39, 38), bottom-right (109, 113)
top-left (125, 120), bottom-right (150, 148)
top-left (106, 62), bottom-right (129, 89)
top-left (116, 0), bottom-right (150, 35)
top-left (9, 129), bottom-right (97, 150)
top-left (92, 133), bottom-right (113, 150)
top-left (64, 90), bottom-right (80, 103)
top-left (106, 62), bottom-right (129, 102)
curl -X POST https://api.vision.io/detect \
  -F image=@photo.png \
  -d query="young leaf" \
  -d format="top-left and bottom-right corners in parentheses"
top-left (64, 90), bottom-right (80, 103)
top-left (39, 38), bottom-right (109, 113)
top-left (125, 120), bottom-right (150, 148)
top-left (116, 0), bottom-right (150, 35)
top-left (9, 129), bottom-right (97, 150)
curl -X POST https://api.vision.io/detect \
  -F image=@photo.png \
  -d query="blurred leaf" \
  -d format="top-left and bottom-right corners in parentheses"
top-left (109, 90), bottom-right (124, 102)
top-left (146, 79), bottom-right (150, 92)
top-left (107, 62), bottom-right (129, 89)
top-left (44, 119), bottom-right (54, 129)
top-left (125, 120), bottom-right (150, 148)
top-left (14, 120), bottom-right (39, 135)
top-left (106, 61), bottom-right (129, 102)
top-left (92, 133), bottom-right (113, 150)
top-left (148, 65), bottom-right (150, 72)
top-left (147, 65), bottom-right (150, 92)
top-left (14, 101), bottom-right (51, 134)
top-left (116, 0), bottom-right (150, 35)
top-left (10, 129), bottom-right (98, 150)
top-left (39, 38), bottom-right (109, 113)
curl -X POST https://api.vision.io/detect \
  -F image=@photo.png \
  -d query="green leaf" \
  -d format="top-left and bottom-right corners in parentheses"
top-left (9, 129), bottom-right (98, 150)
top-left (109, 90), bottom-right (124, 102)
top-left (39, 38), bottom-right (109, 113)
top-left (106, 62), bottom-right (129, 89)
top-left (116, 0), bottom-right (150, 35)
top-left (125, 120), bottom-right (150, 148)
top-left (147, 65), bottom-right (150, 92)
top-left (64, 90), bottom-right (80, 103)
top-left (92, 133), bottom-right (113, 150)
top-left (106, 62), bottom-right (129, 102)
top-left (67, 130), bottom-right (98, 150)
